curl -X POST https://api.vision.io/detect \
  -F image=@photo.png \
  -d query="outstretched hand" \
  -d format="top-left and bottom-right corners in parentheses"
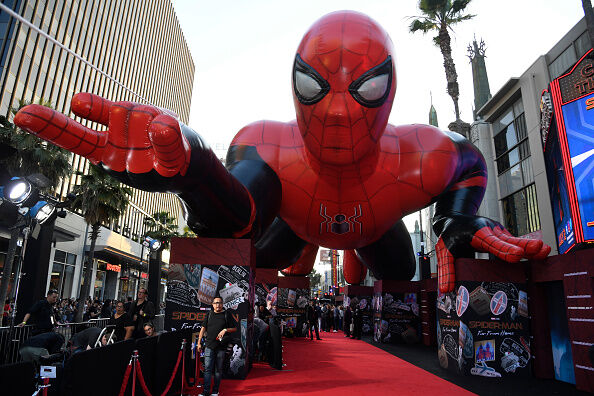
top-left (13, 93), bottom-right (191, 179)
top-left (436, 216), bottom-right (550, 293)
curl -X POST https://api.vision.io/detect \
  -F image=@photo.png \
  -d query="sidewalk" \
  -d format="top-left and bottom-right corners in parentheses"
top-left (366, 335), bottom-right (590, 396)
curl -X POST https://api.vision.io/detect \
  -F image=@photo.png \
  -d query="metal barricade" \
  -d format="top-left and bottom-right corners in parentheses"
top-left (0, 324), bottom-right (33, 365)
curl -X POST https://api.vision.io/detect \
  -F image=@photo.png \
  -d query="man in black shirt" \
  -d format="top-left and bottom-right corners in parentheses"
top-left (109, 301), bottom-right (134, 341)
top-left (19, 289), bottom-right (58, 335)
top-left (197, 296), bottom-right (237, 396)
top-left (128, 288), bottom-right (155, 338)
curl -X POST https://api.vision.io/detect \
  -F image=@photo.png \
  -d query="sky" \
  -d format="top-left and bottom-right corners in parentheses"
top-left (170, 0), bottom-right (585, 232)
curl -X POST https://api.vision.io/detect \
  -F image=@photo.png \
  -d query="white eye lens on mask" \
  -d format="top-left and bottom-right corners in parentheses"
top-left (295, 71), bottom-right (322, 100)
top-left (355, 74), bottom-right (389, 102)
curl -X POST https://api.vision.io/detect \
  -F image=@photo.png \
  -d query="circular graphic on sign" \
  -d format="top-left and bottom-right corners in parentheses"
top-left (359, 298), bottom-right (367, 310)
top-left (456, 286), bottom-right (469, 317)
top-left (490, 291), bottom-right (508, 316)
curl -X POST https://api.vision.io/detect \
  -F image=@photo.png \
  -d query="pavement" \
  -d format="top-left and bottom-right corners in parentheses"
top-left (362, 335), bottom-right (591, 396)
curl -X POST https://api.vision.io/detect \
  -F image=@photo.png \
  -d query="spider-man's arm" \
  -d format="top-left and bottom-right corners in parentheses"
top-left (432, 132), bottom-right (550, 293)
top-left (13, 93), bottom-right (279, 238)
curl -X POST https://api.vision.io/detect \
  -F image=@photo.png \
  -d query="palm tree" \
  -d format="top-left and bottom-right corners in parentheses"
top-left (409, 0), bottom-right (475, 133)
top-left (0, 99), bottom-right (71, 320)
top-left (70, 165), bottom-right (132, 322)
top-left (143, 211), bottom-right (180, 251)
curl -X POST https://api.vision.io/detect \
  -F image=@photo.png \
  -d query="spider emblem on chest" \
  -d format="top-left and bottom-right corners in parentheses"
top-left (319, 204), bottom-right (362, 235)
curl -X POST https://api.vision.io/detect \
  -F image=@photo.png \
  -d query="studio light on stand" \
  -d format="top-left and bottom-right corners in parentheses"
top-left (143, 236), bottom-right (162, 252)
top-left (0, 175), bottom-right (70, 361)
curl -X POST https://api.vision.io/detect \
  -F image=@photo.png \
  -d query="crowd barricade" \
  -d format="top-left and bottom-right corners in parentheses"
top-left (0, 324), bottom-right (33, 364)
top-left (60, 339), bottom-right (136, 395)
top-left (55, 328), bottom-right (195, 396)
top-left (0, 360), bottom-right (35, 396)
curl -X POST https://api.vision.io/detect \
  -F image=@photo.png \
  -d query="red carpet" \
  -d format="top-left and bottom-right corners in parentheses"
top-left (220, 331), bottom-right (475, 396)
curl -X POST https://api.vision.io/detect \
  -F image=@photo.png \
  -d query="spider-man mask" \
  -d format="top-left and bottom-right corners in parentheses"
top-left (293, 11), bottom-right (397, 165)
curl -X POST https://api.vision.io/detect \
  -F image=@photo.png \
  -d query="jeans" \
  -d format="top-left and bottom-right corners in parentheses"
top-left (203, 347), bottom-right (226, 395)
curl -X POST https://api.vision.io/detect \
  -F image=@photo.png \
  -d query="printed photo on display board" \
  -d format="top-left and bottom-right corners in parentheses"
top-left (436, 281), bottom-right (531, 377)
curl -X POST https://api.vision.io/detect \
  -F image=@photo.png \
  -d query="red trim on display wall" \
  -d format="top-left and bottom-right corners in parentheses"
top-left (550, 80), bottom-right (584, 243)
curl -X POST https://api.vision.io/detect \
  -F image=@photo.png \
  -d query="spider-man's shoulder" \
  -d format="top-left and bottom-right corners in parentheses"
top-left (230, 120), bottom-right (301, 148)
top-left (383, 123), bottom-right (458, 154)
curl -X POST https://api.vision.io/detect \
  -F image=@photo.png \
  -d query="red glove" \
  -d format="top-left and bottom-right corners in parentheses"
top-left (436, 216), bottom-right (551, 293)
top-left (14, 93), bottom-right (190, 179)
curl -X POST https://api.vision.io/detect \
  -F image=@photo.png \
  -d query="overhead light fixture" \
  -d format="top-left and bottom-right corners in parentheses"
top-left (3, 177), bottom-right (38, 206)
top-left (29, 201), bottom-right (56, 224)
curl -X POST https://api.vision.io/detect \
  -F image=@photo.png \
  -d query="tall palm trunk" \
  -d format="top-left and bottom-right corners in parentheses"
top-left (74, 223), bottom-right (100, 322)
top-left (438, 22), bottom-right (461, 121)
top-left (0, 227), bottom-right (21, 319)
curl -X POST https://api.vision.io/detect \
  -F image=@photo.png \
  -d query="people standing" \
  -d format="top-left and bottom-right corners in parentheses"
top-left (109, 301), bottom-right (134, 341)
top-left (344, 305), bottom-right (352, 337)
top-left (197, 296), bottom-right (237, 396)
top-left (353, 307), bottom-right (363, 340)
top-left (100, 299), bottom-right (112, 318)
top-left (333, 305), bottom-right (340, 332)
top-left (128, 288), bottom-right (155, 338)
top-left (18, 289), bottom-right (58, 335)
top-left (306, 300), bottom-right (321, 340)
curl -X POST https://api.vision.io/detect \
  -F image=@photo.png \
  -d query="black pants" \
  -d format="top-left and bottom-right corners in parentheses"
top-left (344, 321), bottom-right (351, 337)
top-left (308, 320), bottom-right (320, 339)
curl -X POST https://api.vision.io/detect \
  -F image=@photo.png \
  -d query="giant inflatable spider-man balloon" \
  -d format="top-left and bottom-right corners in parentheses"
top-left (14, 11), bottom-right (550, 293)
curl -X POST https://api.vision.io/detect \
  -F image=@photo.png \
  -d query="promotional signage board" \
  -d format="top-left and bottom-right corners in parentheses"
top-left (343, 285), bottom-right (374, 335)
top-left (277, 276), bottom-right (310, 337)
top-left (436, 281), bottom-right (531, 377)
top-left (373, 291), bottom-right (420, 343)
top-left (166, 238), bottom-right (255, 379)
top-left (544, 49), bottom-right (594, 253)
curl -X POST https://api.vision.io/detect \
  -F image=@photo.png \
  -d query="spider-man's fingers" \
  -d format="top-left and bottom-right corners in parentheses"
top-left (147, 114), bottom-right (191, 177)
top-left (70, 93), bottom-right (113, 126)
top-left (498, 228), bottom-right (551, 259)
top-left (470, 226), bottom-right (524, 262)
top-left (436, 238), bottom-right (455, 293)
top-left (493, 227), bottom-right (543, 255)
top-left (14, 104), bottom-right (106, 163)
top-left (529, 243), bottom-right (551, 259)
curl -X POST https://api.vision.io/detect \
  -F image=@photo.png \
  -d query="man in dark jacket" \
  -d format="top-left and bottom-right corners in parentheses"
top-left (352, 308), bottom-right (363, 340)
top-left (306, 300), bottom-right (321, 340)
top-left (344, 306), bottom-right (352, 337)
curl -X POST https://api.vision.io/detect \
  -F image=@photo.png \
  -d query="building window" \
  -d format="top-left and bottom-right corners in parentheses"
top-left (548, 31), bottom-right (592, 80)
top-left (501, 184), bottom-right (541, 236)
top-left (494, 97), bottom-right (541, 236)
top-left (50, 250), bottom-right (77, 298)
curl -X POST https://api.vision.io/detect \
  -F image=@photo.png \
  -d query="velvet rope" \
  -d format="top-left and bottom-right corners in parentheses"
top-left (118, 361), bottom-right (133, 396)
top-left (135, 359), bottom-right (152, 396)
top-left (159, 349), bottom-right (183, 396)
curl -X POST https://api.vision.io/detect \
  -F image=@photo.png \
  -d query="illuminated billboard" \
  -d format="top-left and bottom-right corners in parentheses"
top-left (543, 49), bottom-right (594, 253)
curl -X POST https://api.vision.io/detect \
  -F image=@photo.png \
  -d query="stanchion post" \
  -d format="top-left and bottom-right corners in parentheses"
top-left (41, 377), bottom-right (50, 396)
top-left (181, 339), bottom-right (187, 395)
top-left (132, 350), bottom-right (139, 396)
top-left (195, 343), bottom-right (201, 388)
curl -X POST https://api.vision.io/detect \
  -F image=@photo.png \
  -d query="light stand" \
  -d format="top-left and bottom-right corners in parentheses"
top-left (5, 217), bottom-right (32, 364)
